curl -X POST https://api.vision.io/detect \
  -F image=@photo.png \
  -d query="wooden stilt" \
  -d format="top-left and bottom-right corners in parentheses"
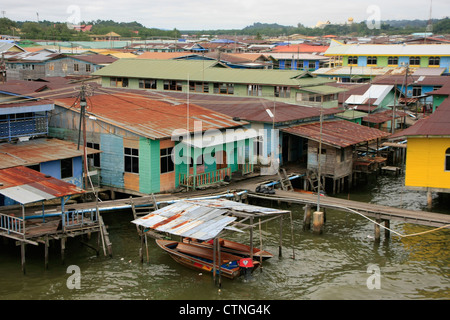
top-left (278, 215), bottom-right (283, 257)
top-left (374, 219), bottom-right (381, 242)
top-left (303, 205), bottom-right (311, 230)
top-left (384, 220), bottom-right (390, 239)
top-left (289, 212), bottom-right (295, 260)
top-left (61, 237), bottom-right (66, 264)
top-left (21, 242), bottom-right (26, 274)
top-left (44, 236), bottom-right (49, 270)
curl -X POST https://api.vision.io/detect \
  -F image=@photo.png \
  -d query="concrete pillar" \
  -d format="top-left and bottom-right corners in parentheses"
top-left (312, 211), bottom-right (324, 234)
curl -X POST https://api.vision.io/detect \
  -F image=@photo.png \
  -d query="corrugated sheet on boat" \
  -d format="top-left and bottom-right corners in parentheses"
top-left (132, 199), bottom-right (290, 240)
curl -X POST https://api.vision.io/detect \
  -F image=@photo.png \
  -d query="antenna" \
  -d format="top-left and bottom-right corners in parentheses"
top-left (36, 12), bottom-right (39, 23)
top-left (426, 0), bottom-right (433, 35)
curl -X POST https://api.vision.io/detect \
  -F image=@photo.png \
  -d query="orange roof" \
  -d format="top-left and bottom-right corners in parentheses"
top-left (136, 52), bottom-right (195, 60)
top-left (24, 47), bottom-right (46, 52)
top-left (54, 92), bottom-right (244, 139)
top-left (272, 44), bottom-right (329, 53)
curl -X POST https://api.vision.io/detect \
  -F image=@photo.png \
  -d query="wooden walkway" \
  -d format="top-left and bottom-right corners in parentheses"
top-left (246, 189), bottom-right (450, 229)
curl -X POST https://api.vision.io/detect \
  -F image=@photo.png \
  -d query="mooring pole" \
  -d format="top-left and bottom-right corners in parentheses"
top-left (21, 242), bottom-right (26, 274)
top-left (279, 215), bottom-right (283, 257)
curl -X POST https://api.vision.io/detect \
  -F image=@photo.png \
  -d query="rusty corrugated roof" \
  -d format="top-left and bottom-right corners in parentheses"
top-left (0, 166), bottom-right (84, 204)
top-left (390, 99), bottom-right (450, 137)
top-left (0, 138), bottom-right (101, 169)
top-left (55, 92), bottom-right (245, 140)
top-left (150, 91), bottom-right (340, 123)
top-left (283, 120), bottom-right (391, 148)
top-left (132, 198), bottom-right (290, 240)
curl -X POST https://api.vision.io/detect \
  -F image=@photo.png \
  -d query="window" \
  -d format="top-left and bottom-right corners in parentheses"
top-left (285, 60), bottom-right (291, 69)
top-left (61, 158), bottom-right (73, 179)
top-left (297, 60), bottom-right (304, 69)
top-left (163, 80), bottom-right (182, 91)
top-left (189, 81), bottom-right (209, 93)
top-left (62, 63), bottom-right (68, 72)
top-left (388, 56), bottom-right (398, 65)
top-left (110, 77), bottom-right (129, 88)
top-left (247, 84), bottom-right (262, 96)
top-left (139, 79), bottom-right (157, 89)
top-left (348, 56), bottom-right (358, 65)
top-left (254, 136), bottom-right (264, 157)
top-left (160, 147), bottom-right (174, 174)
top-left (412, 86), bottom-right (422, 97)
top-left (124, 147), bottom-right (139, 174)
top-left (446, 148), bottom-right (450, 171)
top-left (74, 64), bottom-right (79, 72)
top-left (367, 56), bottom-right (377, 65)
top-left (429, 56), bottom-right (440, 66)
top-left (213, 83), bottom-right (234, 95)
top-left (274, 86), bottom-right (290, 98)
top-left (410, 56), bottom-right (420, 66)
top-left (87, 142), bottom-right (100, 167)
top-left (308, 61), bottom-right (316, 69)
top-left (85, 64), bottom-right (91, 72)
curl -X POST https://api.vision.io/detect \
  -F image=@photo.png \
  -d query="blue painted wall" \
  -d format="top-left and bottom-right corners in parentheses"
top-left (358, 56), bottom-right (367, 67)
top-left (440, 56), bottom-right (450, 73)
top-left (100, 133), bottom-right (124, 188)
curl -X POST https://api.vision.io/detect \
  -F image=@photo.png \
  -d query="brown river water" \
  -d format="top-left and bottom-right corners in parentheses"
top-left (0, 174), bottom-right (449, 300)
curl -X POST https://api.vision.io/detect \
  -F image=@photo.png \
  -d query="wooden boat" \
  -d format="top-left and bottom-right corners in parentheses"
top-left (156, 239), bottom-right (260, 280)
top-left (183, 238), bottom-right (273, 260)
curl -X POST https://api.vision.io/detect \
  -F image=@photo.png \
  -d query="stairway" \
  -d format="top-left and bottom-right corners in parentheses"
top-left (277, 168), bottom-right (294, 192)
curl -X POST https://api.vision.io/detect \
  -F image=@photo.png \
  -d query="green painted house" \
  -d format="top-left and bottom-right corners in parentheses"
top-left (49, 89), bottom-right (254, 195)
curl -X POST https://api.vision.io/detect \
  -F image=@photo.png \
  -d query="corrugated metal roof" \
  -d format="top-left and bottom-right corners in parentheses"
top-left (283, 119), bottom-right (391, 148)
top-left (325, 44), bottom-right (450, 56)
top-left (93, 59), bottom-right (335, 87)
top-left (0, 166), bottom-right (85, 204)
top-left (148, 91), bottom-right (340, 123)
top-left (132, 198), bottom-right (290, 240)
top-left (267, 53), bottom-right (329, 61)
top-left (55, 92), bottom-right (245, 140)
top-left (390, 98), bottom-right (450, 137)
top-left (0, 138), bottom-right (101, 169)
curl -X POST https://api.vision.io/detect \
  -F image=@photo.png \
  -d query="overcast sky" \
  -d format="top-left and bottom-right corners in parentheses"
top-left (1, 0), bottom-right (448, 30)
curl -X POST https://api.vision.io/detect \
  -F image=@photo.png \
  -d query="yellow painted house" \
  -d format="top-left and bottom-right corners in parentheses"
top-left (392, 98), bottom-right (450, 206)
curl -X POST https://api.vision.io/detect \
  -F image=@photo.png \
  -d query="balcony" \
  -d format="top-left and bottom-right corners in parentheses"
top-left (0, 115), bottom-right (48, 141)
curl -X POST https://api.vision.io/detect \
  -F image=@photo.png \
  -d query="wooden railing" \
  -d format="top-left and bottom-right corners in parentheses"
top-left (62, 208), bottom-right (99, 230)
top-left (179, 167), bottom-right (231, 190)
top-left (0, 213), bottom-right (25, 235)
top-left (239, 163), bottom-right (254, 175)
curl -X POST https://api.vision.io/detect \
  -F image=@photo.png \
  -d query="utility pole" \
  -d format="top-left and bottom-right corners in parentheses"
top-left (77, 84), bottom-right (89, 190)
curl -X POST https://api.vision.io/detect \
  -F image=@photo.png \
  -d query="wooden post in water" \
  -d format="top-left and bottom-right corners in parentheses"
top-left (61, 237), bottom-right (66, 264)
top-left (384, 220), bottom-right (390, 239)
top-left (374, 219), bottom-right (381, 242)
top-left (278, 215), bottom-right (283, 257)
top-left (21, 242), bottom-right (26, 274)
top-left (303, 205), bottom-right (311, 230)
top-left (312, 211), bottom-right (324, 234)
top-left (44, 236), bottom-right (49, 270)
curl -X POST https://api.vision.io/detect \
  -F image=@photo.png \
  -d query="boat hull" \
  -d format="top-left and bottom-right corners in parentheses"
top-left (183, 238), bottom-right (273, 260)
top-left (156, 239), bottom-right (260, 280)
